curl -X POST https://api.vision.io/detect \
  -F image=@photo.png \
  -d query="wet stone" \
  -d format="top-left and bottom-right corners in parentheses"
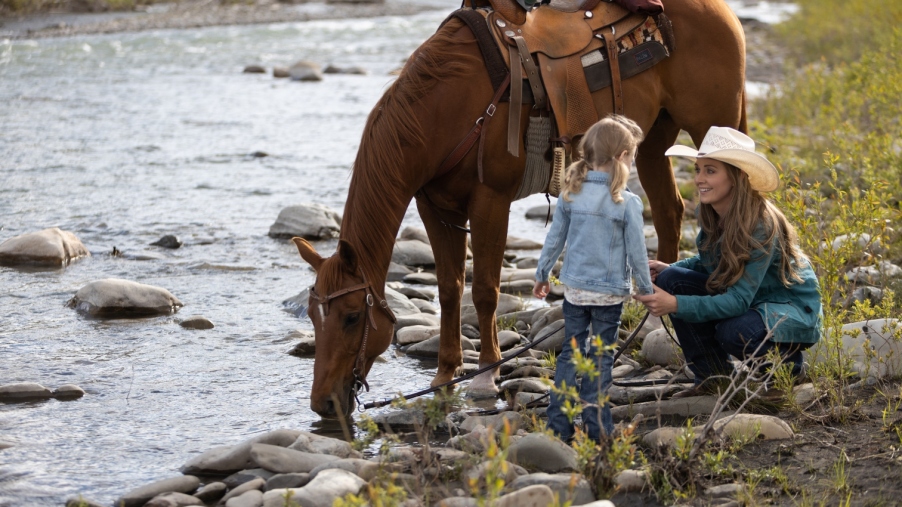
top-left (0, 382), bottom-right (53, 401)
top-left (265, 473), bottom-right (310, 491)
top-left (150, 234), bottom-right (183, 249)
top-left (223, 469), bottom-right (273, 489)
top-left (115, 475), bottom-right (200, 507)
top-left (193, 482), bottom-right (227, 503)
top-left (52, 384), bottom-right (85, 399)
top-left (286, 330), bottom-right (315, 356)
top-left (243, 65), bottom-right (266, 73)
top-left (179, 315), bottom-right (214, 330)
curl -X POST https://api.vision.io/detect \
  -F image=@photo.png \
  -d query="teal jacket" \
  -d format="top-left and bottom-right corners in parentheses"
top-left (671, 226), bottom-right (823, 345)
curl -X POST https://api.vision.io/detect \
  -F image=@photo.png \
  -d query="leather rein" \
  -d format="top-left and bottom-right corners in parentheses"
top-left (308, 271), bottom-right (397, 409)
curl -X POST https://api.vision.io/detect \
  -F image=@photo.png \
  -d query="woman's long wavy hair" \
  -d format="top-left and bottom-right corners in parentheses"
top-left (561, 115), bottom-right (643, 203)
top-left (698, 162), bottom-right (806, 292)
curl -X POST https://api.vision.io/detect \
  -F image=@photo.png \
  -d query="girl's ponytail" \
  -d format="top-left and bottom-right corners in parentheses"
top-left (561, 159), bottom-right (590, 202)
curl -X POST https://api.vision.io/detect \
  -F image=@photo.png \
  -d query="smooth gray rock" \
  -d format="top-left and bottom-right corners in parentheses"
top-left (399, 226), bottom-right (430, 244)
top-left (273, 67), bottom-right (289, 78)
top-left (608, 384), bottom-right (684, 404)
top-left (372, 408), bottom-right (426, 432)
top-left (530, 319), bottom-right (566, 353)
top-left (406, 334), bottom-right (474, 358)
top-left (262, 469), bottom-right (365, 507)
top-left (499, 378), bottom-right (550, 396)
top-left (264, 473), bottom-right (309, 491)
top-left (705, 483), bottom-right (745, 498)
top-left (411, 298), bottom-right (437, 314)
top-left (501, 365), bottom-right (554, 381)
top-left (0, 440), bottom-right (15, 450)
top-left (385, 287), bottom-right (422, 317)
top-left (613, 469), bottom-right (647, 492)
top-left (394, 313), bottom-right (441, 328)
top-left (323, 64), bottom-right (368, 75)
top-left (525, 204), bottom-right (555, 220)
top-left (287, 330), bottom-right (315, 356)
top-left (243, 65), bottom-right (266, 73)
top-left (0, 227), bottom-right (90, 266)
top-left (495, 484), bottom-right (555, 507)
top-left (225, 489), bottom-right (263, 507)
top-left (67, 278), bottom-right (182, 317)
top-left (806, 319), bottom-right (902, 380)
top-left (392, 239), bottom-right (435, 267)
top-left (180, 430), bottom-right (302, 475)
top-left (288, 61), bottom-right (324, 82)
top-left (220, 477), bottom-right (265, 505)
top-left (288, 432), bottom-right (360, 459)
top-left (508, 473), bottom-right (595, 505)
top-left (387, 261), bottom-right (412, 282)
top-left (393, 285), bottom-right (435, 300)
top-left (308, 458), bottom-right (379, 481)
top-left (52, 384), bottom-right (85, 399)
top-left (395, 325), bottom-right (440, 346)
top-left (497, 330), bottom-right (523, 350)
top-left (640, 328), bottom-right (682, 366)
top-left (268, 204), bottom-right (340, 239)
top-left (250, 444), bottom-right (340, 474)
top-left (178, 315), bottom-right (214, 330)
top-left (507, 433), bottom-right (578, 473)
top-left (436, 498), bottom-right (478, 507)
top-left (193, 482), bottom-right (227, 503)
top-left (402, 272), bottom-right (438, 285)
top-left (115, 475), bottom-right (200, 507)
top-left (611, 396), bottom-right (718, 420)
top-left (0, 382), bottom-right (52, 401)
top-left (713, 414), bottom-right (794, 441)
top-left (143, 491), bottom-right (204, 506)
top-left (506, 236), bottom-right (544, 250)
top-left (459, 411), bottom-right (523, 433)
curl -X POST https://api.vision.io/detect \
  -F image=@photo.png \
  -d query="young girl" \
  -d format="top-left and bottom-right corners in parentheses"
top-left (533, 115), bottom-right (654, 442)
top-left (634, 126), bottom-right (822, 398)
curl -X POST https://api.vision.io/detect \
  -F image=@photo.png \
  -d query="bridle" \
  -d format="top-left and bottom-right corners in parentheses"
top-left (308, 271), bottom-right (397, 410)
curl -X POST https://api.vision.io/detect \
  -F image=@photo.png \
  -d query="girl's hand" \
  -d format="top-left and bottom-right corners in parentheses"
top-left (648, 260), bottom-right (670, 282)
top-left (533, 281), bottom-right (550, 300)
top-left (633, 284), bottom-right (678, 317)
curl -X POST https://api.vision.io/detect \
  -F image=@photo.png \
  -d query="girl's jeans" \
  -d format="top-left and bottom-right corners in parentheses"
top-left (656, 266), bottom-right (807, 382)
top-left (547, 300), bottom-right (622, 442)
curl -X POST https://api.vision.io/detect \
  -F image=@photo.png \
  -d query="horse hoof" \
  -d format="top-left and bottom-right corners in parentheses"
top-left (465, 385), bottom-right (500, 400)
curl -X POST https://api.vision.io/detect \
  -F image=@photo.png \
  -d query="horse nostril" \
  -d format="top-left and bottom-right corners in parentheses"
top-left (323, 399), bottom-right (337, 417)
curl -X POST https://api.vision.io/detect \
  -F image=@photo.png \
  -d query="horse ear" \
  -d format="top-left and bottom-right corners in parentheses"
top-left (337, 239), bottom-right (358, 273)
top-left (292, 237), bottom-right (324, 272)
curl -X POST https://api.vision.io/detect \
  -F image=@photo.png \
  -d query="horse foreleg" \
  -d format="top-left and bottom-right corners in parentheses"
top-left (464, 186), bottom-right (509, 397)
top-left (416, 197), bottom-right (469, 388)
top-left (637, 111), bottom-right (683, 263)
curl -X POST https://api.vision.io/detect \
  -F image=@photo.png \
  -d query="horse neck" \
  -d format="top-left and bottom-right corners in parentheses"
top-left (340, 167), bottom-right (416, 297)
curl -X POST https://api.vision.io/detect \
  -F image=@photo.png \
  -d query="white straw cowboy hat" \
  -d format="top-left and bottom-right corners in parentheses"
top-left (665, 126), bottom-right (779, 192)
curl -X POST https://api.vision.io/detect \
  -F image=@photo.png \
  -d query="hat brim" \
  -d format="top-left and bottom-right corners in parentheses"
top-left (665, 146), bottom-right (779, 193)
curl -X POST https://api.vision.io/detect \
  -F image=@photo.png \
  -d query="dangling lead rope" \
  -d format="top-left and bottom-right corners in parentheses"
top-left (361, 310), bottom-right (651, 410)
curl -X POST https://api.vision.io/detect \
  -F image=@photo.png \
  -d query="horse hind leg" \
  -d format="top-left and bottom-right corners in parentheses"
top-left (415, 197), bottom-right (469, 389)
top-left (637, 110), bottom-right (683, 263)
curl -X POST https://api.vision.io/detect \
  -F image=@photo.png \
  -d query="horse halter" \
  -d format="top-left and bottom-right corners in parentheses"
top-left (308, 271), bottom-right (396, 409)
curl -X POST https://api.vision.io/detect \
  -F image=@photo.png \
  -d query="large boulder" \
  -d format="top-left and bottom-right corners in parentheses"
top-left (507, 433), bottom-right (578, 473)
top-left (268, 204), bottom-right (341, 239)
top-left (67, 279), bottom-right (182, 317)
top-left (263, 469), bottom-right (365, 507)
top-left (0, 227), bottom-right (89, 267)
top-left (640, 328), bottom-right (682, 366)
top-left (180, 429), bottom-right (302, 475)
top-left (115, 476), bottom-right (200, 507)
top-left (805, 319), bottom-right (902, 380)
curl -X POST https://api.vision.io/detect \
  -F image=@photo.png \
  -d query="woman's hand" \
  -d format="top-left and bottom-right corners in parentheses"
top-left (533, 281), bottom-right (550, 300)
top-left (633, 284), bottom-right (678, 317)
top-left (648, 260), bottom-right (670, 282)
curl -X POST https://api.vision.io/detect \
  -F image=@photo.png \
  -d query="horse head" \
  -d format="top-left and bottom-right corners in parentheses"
top-left (292, 237), bottom-right (396, 419)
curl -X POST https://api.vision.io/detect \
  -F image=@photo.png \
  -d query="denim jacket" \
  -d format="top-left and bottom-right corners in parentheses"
top-left (535, 171), bottom-right (654, 296)
top-left (672, 224), bottom-right (823, 345)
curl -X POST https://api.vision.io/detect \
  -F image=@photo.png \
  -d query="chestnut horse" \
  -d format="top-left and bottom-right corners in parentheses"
top-left (294, 0), bottom-right (746, 418)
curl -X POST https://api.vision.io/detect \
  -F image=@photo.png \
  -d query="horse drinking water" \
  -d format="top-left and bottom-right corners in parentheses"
top-left (293, 0), bottom-right (748, 418)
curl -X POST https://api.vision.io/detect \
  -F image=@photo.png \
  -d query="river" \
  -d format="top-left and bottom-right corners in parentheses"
top-left (0, 1), bottom-right (793, 505)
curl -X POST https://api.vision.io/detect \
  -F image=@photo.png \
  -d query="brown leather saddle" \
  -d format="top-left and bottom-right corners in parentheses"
top-left (465, 0), bottom-right (669, 151)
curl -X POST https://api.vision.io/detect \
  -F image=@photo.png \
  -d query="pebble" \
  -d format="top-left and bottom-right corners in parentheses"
top-left (243, 65), bottom-right (266, 73)
top-left (52, 384), bottom-right (86, 399)
top-left (150, 234), bottom-right (183, 249)
top-left (288, 60), bottom-right (324, 82)
top-left (179, 315), bottom-right (214, 330)
top-left (67, 278), bottom-right (182, 317)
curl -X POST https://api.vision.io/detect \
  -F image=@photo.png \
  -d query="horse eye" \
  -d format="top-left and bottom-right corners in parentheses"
top-left (343, 313), bottom-right (361, 327)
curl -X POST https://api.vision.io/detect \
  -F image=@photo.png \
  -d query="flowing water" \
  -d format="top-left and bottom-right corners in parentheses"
top-left (0, 1), bottom-right (790, 505)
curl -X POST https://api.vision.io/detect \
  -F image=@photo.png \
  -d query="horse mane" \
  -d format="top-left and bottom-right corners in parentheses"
top-left (333, 17), bottom-right (480, 295)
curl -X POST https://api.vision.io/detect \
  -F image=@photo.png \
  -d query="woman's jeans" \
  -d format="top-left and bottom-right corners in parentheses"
top-left (547, 300), bottom-right (621, 442)
top-left (656, 266), bottom-right (806, 383)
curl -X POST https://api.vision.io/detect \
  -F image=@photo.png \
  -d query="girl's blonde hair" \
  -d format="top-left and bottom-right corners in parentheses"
top-left (561, 115), bottom-right (644, 203)
top-left (698, 162), bottom-right (806, 292)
